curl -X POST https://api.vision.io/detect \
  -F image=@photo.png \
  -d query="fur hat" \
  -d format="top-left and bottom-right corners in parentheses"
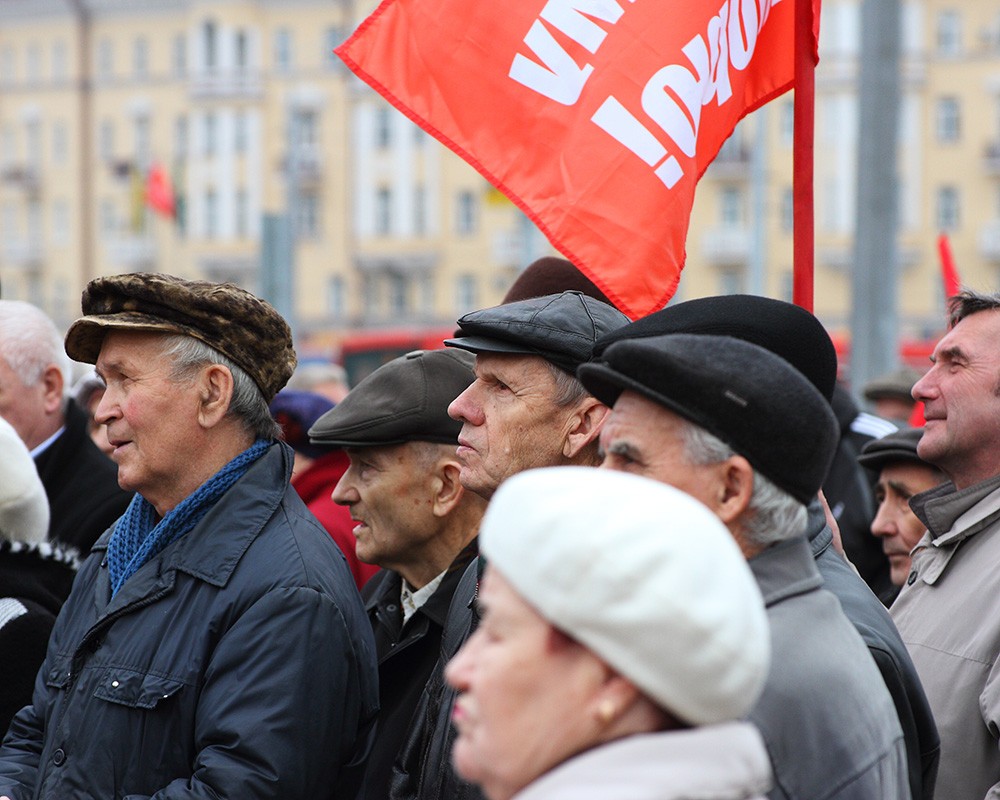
top-left (65, 272), bottom-right (296, 402)
top-left (0, 416), bottom-right (50, 545)
top-left (482, 467), bottom-right (770, 725)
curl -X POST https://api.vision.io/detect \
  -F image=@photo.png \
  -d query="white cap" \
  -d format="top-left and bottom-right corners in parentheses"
top-left (0, 415), bottom-right (49, 545)
top-left (482, 467), bottom-right (770, 725)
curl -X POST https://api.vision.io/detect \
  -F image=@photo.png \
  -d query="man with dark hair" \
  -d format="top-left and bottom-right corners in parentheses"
top-left (0, 273), bottom-right (378, 800)
top-left (892, 288), bottom-right (1000, 799)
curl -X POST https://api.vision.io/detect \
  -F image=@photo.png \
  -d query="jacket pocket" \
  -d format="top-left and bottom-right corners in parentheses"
top-left (44, 653), bottom-right (73, 690)
top-left (92, 667), bottom-right (187, 709)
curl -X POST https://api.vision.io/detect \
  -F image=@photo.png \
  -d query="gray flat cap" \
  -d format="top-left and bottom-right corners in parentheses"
top-left (308, 349), bottom-right (475, 447)
top-left (857, 427), bottom-right (933, 471)
top-left (445, 291), bottom-right (630, 375)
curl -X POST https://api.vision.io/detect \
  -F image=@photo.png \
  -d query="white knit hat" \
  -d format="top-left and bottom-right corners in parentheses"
top-left (0, 415), bottom-right (50, 545)
top-left (481, 467), bottom-right (770, 726)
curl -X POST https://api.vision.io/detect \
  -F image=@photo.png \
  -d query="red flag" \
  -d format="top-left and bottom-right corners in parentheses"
top-left (146, 163), bottom-right (176, 218)
top-left (340, 0), bottom-right (817, 318)
top-left (937, 232), bottom-right (961, 299)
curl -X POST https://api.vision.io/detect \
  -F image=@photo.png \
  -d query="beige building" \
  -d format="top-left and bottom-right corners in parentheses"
top-left (1, 0), bottom-right (998, 363)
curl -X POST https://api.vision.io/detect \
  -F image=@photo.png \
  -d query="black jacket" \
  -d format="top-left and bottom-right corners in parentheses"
top-left (360, 540), bottom-right (477, 800)
top-left (0, 542), bottom-right (77, 734)
top-left (34, 400), bottom-right (132, 554)
top-left (0, 443), bottom-right (379, 800)
top-left (807, 500), bottom-right (939, 800)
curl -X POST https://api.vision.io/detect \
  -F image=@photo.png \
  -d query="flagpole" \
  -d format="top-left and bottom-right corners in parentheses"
top-left (792, 0), bottom-right (815, 313)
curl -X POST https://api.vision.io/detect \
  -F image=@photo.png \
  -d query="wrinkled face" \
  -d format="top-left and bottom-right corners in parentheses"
top-left (598, 390), bottom-right (723, 510)
top-left (95, 331), bottom-right (205, 514)
top-left (913, 310), bottom-right (1000, 488)
top-left (447, 353), bottom-right (576, 499)
top-left (332, 442), bottom-right (441, 572)
top-left (0, 355), bottom-right (51, 450)
top-left (871, 462), bottom-right (942, 586)
top-left (446, 568), bottom-right (602, 800)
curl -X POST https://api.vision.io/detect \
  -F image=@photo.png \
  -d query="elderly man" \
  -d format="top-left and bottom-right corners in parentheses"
top-left (389, 290), bottom-right (629, 800)
top-left (857, 428), bottom-right (945, 591)
top-left (0, 300), bottom-right (131, 552)
top-left (0, 273), bottom-right (378, 800)
top-left (308, 348), bottom-right (486, 800)
top-left (890, 289), bottom-right (1000, 799)
top-left (579, 333), bottom-right (909, 800)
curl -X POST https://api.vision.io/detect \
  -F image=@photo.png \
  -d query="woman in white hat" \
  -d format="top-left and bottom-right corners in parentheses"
top-left (446, 466), bottom-right (773, 800)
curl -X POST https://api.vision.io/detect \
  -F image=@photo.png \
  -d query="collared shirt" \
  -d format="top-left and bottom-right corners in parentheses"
top-left (30, 426), bottom-right (65, 459)
top-left (401, 571), bottom-right (446, 625)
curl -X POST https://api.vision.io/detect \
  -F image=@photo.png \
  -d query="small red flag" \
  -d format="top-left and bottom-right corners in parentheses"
top-left (340, 0), bottom-right (817, 318)
top-left (146, 163), bottom-right (176, 218)
top-left (937, 232), bottom-right (961, 299)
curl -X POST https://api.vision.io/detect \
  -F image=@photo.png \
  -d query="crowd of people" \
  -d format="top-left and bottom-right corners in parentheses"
top-left (0, 260), bottom-right (998, 799)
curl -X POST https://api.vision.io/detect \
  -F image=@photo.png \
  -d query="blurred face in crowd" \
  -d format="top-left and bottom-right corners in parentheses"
top-left (446, 567), bottom-right (606, 800)
top-left (0, 355), bottom-right (62, 451)
top-left (448, 354), bottom-right (581, 499)
top-left (912, 309), bottom-right (1000, 489)
top-left (871, 461), bottom-right (943, 586)
top-left (333, 442), bottom-right (443, 577)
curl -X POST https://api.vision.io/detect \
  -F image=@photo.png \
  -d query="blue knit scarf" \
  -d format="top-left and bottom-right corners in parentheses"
top-left (107, 440), bottom-right (271, 597)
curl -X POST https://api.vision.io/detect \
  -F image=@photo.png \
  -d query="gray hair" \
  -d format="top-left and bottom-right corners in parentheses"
top-left (0, 300), bottom-right (72, 395)
top-left (948, 289), bottom-right (1000, 328)
top-left (160, 334), bottom-right (280, 440)
top-left (679, 419), bottom-right (807, 548)
top-left (542, 360), bottom-right (591, 407)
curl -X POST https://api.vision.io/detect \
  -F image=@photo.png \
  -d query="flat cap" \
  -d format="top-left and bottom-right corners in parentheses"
top-left (579, 333), bottom-right (839, 505)
top-left (592, 294), bottom-right (839, 401)
top-left (309, 348), bottom-right (474, 447)
top-left (65, 272), bottom-right (296, 402)
top-left (857, 427), bottom-right (935, 472)
top-left (483, 467), bottom-right (770, 725)
top-left (862, 367), bottom-right (923, 402)
top-left (445, 291), bottom-right (630, 375)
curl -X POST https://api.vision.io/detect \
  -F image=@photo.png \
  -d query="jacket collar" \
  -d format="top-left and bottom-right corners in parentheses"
top-left (748, 534), bottom-right (823, 607)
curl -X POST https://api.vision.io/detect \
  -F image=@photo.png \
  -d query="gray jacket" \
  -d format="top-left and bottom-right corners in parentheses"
top-left (748, 535), bottom-right (909, 800)
top-left (892, 474), bottom-right (1000, 800)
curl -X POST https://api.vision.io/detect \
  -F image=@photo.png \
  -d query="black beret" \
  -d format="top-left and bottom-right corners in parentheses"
top-left (65, 272), bottom-right (296, 402)
top-left (857, 427), bottom-right (935, 472)
top-left (591, 294), bottom-right (838, 401)
top-left (578, 333), bottom-right (839, 505)
top-left (308, 349), bottom-right (474, 448)
top-left (446, 291), bottom-right (630, 375)
top-left (269, 390), bottom-right (335, 459)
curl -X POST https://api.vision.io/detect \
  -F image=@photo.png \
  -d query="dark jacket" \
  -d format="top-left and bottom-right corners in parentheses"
top-left (361, 540), bottom-right (477, 800)
top-left (0, 542), bottom-right (78, 734)
top-left (807, 501), bottom-right (939, 800)
top-left (0, 443), bottom-right (379, 800)
top-left (34, 400), bottom-right (132, 554)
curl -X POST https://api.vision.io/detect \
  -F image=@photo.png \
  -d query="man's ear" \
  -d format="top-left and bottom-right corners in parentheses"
top-left (563, 398), bottom-right (610, 459)
top-left (715, 454), bottom-right (754, 527)
top-left (432, 460), bottom-right (466, 517)
top-left (41, 365), bottom-right (64, 416)
top-left (197, 364), bottom-right (235, 428)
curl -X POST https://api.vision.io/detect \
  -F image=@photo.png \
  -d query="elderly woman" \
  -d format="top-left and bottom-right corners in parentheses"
top-left (446, 466), bottom-right (773, 800)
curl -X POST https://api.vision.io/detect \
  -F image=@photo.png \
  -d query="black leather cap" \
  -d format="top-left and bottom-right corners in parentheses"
top-left (445, 291), bottom-right (630, 375)
top-left (308, 349), bottom-right (474, 447)
top-left (857, 427), bottom-right (932, 471)
top-left (579, 333), bottom-right (839, 505)
top-left (591, 294), bottom-right (838, 401)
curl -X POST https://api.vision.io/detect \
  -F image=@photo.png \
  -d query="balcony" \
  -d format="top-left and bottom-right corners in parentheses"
top-left (284, 148), bottom-right (323, 188)
top-left (700, 226), bottom-right (750, 265)
top-left (984, 142), bottom-right (1000, 176)
top-left (1, 238), bottom-right (43, 268)
top-left (189, 69), bottom-right (263, 100)
top-left (0, 163), bottom-right (40, 194)
top-left (706, 142), bottom-right (751, 179)
top-left (106, 236), bottom-right (156, 268)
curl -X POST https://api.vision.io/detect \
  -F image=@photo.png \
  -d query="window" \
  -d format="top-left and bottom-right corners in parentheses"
top-left (52, 41), bottom-right (67, 80)
top-left (720, 186), bottom-right (744, 226)
top-left (327, 275), bottom-right (346, 316)
top-left (375, 107), bottom-right (391, 148)
top-left (0, 46), bottom-right (14, 85)
top-left (26, 43), bottom-right (40, 82)
top-left (235, 188), bottom-right (248, 238)
top-left (780, 186), bottom-right (794, 233)
top-left (0, 126), bottom-right (14, 168)
top-left (274, 28), bottom-right (292, 71)
top-left (936, 10), bottom-right (961, 56)
top-left (204, 112), bottom-right (217, 157)
top-left (232, 112), bottom-right (246, 153)
top-left (134, 115), bottom-right (150, 165)
top-left (52, 121), bottom-right (67, 165)
top-left (936, 186), bottom-right (960, 231)
top-left (414, 185), bottom-right (427, 235)
top-left (455, 190), bottom-right (478, 235)
top-left (99, 119), bottom-right (114, 161)
top-left (388, 273), bottom-right (408, 315)
top-left (295, 109), bottom-right (318, 148)
top-left (26, 200), bottom-right (42, 243)
top-left (935, 96), bottom-right (960, 142)
top-left (455, 274), bottom-right (477, 312)
top-left (779, 100), bottom-right (794, 147)
top-left (375, 187), bottom-right (391, 235)
top-left (24, 120), bottom-right (41, 168)
top-left (719, 266), bottom-right (745, 295)
top-left (324, 27), bottom-right (342, 69)
top-left (52, 199), bottom-right (69, 246)
top-left (297, 193), bottom-right (320, 238)
top-left (97, 38), bottom-right (113, 79)
top-left (133, 37), bottom-right (148, 79)
top-left (205, 188), bottom-right (218, 238)
top-left (100, 198), bottom-right (116, 234)
top-left (235, 30), bottom-right (249, 71)
top-left (1, 203), bottom-right (16, 237)
top-left (174, 115), bottom-right (188, 159)
top-left (202, 21), bottom-right (218, 71)
top-left (172, 33), bottom-right (186, 77)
